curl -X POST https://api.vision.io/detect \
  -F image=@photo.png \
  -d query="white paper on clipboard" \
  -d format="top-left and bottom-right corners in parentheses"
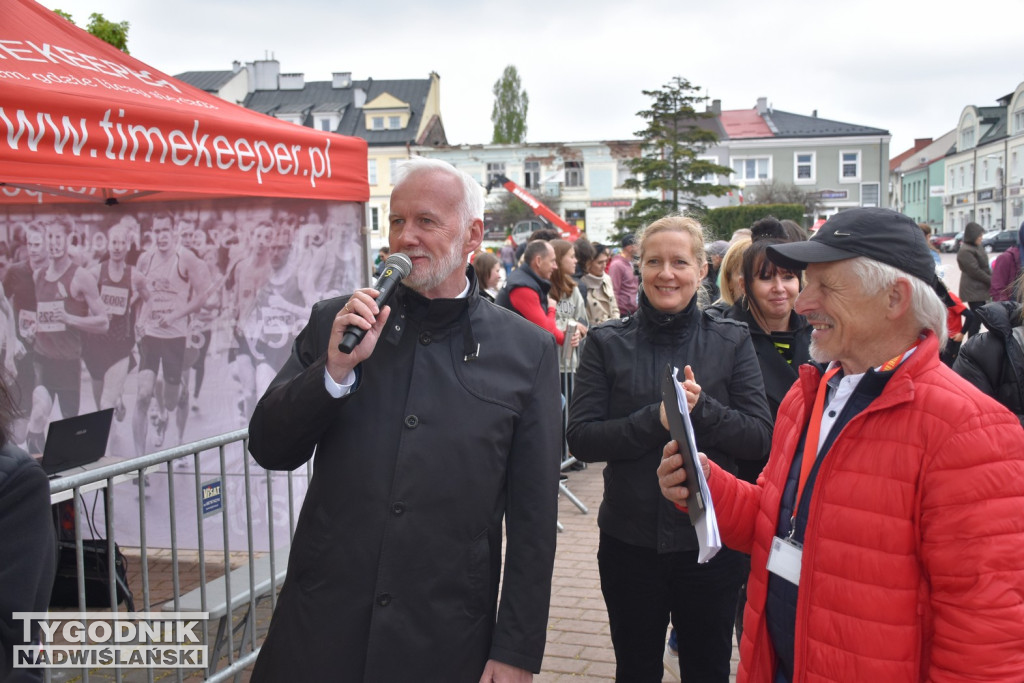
top-left (669, 366), bottom-right (721, 563)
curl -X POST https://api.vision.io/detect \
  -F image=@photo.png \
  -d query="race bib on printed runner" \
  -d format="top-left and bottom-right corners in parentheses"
top-left (36, 300), bottom-right (66, 333)
top-left (260, 306), bottom-right (295, 349)
top-left (100, 284), bottom-right (130, 316)
top-left (148, 299), bottom-right (174, 320)
top-left (18, 309), bottom-right (36, 338)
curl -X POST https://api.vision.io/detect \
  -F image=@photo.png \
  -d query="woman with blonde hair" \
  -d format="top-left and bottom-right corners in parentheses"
top-left (707, 237), bottom-right (751, 314)
top-left (568, 215), bottom-right (772, 682)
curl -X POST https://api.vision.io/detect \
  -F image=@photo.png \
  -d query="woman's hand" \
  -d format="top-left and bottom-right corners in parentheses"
top-left (681, 365), bottom-right (701, 412)
top-left (570, 322), bottom-right (583, 348)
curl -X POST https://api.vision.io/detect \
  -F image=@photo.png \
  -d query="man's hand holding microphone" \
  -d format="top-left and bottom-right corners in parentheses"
top-left (327, 253), bottom-right (412, 383)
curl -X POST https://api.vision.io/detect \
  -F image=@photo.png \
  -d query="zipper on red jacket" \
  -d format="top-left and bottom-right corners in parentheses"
top-left (789, 360), bottom-right (921, 679)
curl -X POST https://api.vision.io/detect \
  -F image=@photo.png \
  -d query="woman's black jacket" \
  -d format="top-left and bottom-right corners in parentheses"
top-left (715, 301), bottom-right (812, 481)
top-left (567, 293), bottom-right (773, 552)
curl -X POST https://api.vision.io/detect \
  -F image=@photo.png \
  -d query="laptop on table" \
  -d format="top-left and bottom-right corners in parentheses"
top-left (40, 408), bottom-right (114, 477)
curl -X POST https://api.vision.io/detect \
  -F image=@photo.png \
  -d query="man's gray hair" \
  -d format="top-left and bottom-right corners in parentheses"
top-left (849, 257), bottom-right (947, 349)
top-left (393, 158), bottom-right (484, 229)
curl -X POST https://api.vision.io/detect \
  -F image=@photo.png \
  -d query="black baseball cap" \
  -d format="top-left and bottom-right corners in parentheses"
top-left (766, 208), bottom-right (936, 285)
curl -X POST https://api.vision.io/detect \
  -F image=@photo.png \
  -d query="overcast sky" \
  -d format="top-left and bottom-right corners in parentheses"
top-left (40, 0), bottom-right (1024, 156)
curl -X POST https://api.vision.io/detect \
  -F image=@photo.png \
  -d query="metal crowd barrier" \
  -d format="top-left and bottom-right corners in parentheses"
top-left (45, 429), bottom-right (312, 682)
top-left (559, 336), bottom-right (589, 522)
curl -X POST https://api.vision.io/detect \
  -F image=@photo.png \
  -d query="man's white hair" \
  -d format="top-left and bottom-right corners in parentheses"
top-left (849, 257), bottom-right (948, 349)
top-left (392, 158), bottom-right (484, 230)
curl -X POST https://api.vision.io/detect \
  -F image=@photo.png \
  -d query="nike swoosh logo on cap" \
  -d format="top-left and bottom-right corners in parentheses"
top-left (833, 231), bottom-right (851, 236)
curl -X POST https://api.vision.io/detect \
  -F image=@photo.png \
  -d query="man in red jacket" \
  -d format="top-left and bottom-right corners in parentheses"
top-left (657, 207), bottom-right (1024, 683)
top-left (495, 239), bottom-right (581, 348)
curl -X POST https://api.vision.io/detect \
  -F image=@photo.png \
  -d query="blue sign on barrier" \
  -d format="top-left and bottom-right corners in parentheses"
top-left (202, 480), bottom-right (223, 517)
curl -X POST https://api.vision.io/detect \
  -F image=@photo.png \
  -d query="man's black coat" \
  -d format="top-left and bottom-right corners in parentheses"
top-left (248, 271), bottom-right (561, 681)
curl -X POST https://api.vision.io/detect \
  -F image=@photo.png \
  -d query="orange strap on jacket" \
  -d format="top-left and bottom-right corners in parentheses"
top-left (794, 365), bottom-right (841, 519)
top-left (793, 342), bottom-right (920, 522)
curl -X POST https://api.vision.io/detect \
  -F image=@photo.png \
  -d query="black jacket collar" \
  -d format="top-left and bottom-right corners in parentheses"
top-left (635, 290), bottom-right (699, 342)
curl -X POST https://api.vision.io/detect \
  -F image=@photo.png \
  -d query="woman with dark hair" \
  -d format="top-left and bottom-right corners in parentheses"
top-left (0, 370), bottom-right (56, 680)
top-left (579, 242), bottom-right (619, 324)
top-left (779, 219), bottom-right (808, 242)
top-left (956, 222), bottom-right (991, 336)
top-left (568, 216), bottom-right (772, 682)
top-left (549, 239), bottom-right (589, 375)
top-left (712, 217), bottom-right (813, 648)
top-left (571, 237), bottom-right (595, 300)
top-left (472, 251), bottom-right (501, 302)
top-left (718, 217), bottom-right (812, 482)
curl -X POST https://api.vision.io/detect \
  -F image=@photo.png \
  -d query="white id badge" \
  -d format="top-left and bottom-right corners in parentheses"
top-left (767, 536), bottom-right (803, 586)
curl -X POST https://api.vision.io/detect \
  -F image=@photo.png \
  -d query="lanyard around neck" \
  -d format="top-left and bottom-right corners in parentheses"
top-left (790, 342), bottom-right (920, 535)
top-left (792, 365), bottom-right (841, 530)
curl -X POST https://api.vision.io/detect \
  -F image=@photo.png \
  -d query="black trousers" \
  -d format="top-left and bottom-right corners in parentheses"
top-left (598, 532), bottom-right (745, 683)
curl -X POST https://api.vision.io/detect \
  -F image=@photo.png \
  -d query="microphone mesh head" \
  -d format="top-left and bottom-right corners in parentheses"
top-left (384, 252), bottom-right (413, 278)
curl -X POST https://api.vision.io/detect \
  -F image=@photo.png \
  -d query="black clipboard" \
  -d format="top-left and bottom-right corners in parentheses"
top-left (661, 363), bottom-right (705, 526)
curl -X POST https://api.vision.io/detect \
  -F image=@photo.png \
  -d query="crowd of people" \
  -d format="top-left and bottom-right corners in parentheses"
top-left (953, 221), bottom-right (1024, 425)
top-left (466, 196), bottom-right (1024, 681)
top-left (0, 198), bottom-right (362, 460)
top-left (4, 154), bottom-right (1023, 682)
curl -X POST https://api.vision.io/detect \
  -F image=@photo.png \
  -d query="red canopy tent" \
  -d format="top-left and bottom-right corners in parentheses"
top-left (0, 0), bottom-right (371, 467)
top-left (0, 0), bottom-right (368, 205)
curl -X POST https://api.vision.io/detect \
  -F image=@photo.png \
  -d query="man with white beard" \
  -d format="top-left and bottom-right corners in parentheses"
top-left (248, 158), bottom-right (561, 682)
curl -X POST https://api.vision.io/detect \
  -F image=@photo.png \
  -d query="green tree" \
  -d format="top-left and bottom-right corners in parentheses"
top-left (702, 204), bottom-right (807, 240)
top-left (749, 177), bottom-right (822, 218)
top-left (54, 10), bottom-right (130, 54)
top-left (491, 65), bottom-right (529, 144)
top-left (617, 76), bottom-right (734, 236)
top-left (487, 190), bottom-right (540, 232)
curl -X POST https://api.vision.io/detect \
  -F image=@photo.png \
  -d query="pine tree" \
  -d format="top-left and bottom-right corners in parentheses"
top-left (617, 76), bottom-right (733, 235)
top-left (491, 65), bottom-right (529, 144)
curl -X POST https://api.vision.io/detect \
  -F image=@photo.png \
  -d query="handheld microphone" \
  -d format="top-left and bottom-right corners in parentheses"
top-left (337, 252), bottom-right (413, 354)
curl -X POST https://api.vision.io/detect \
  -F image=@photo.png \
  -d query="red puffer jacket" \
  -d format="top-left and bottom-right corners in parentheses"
top-left (708, 332), bottom-right (1024, 682)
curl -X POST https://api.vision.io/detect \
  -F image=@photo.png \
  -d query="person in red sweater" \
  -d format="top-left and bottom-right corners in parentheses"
top-left (496, 240), bottom-right (581, 348)
top-left (657, 208), bottom-right (1024, 683)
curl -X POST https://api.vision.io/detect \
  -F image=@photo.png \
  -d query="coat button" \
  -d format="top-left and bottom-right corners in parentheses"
top-left (419, 332), bottom-right (432, 345)
top-left (376, 592), bottom-right (391, 606)
top-left (404, 415), bottom-right (419, 428)
top-left (392, 502), bottom-right (405, 516)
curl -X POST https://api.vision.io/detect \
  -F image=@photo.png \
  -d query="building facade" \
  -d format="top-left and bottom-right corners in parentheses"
top-left (421, 141), bottom-right (644, 246)
top-left (891, 130), bottom-right (956, 231)
top-left (702, 98), bottom-right (891, 218)
top-left (422, 98), bottom-right (892, 247)
top-left (175, 59), bottom-right (446, 250)
top-left (941, 81), bottom-right (1024, 233)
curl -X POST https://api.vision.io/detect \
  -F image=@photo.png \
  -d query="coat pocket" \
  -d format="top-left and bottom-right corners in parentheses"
top-left (463, 529), bottom-right (491, 618)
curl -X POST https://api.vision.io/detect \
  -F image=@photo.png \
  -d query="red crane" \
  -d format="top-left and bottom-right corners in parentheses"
top-left (485, 174), bottom-right (580, 245)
